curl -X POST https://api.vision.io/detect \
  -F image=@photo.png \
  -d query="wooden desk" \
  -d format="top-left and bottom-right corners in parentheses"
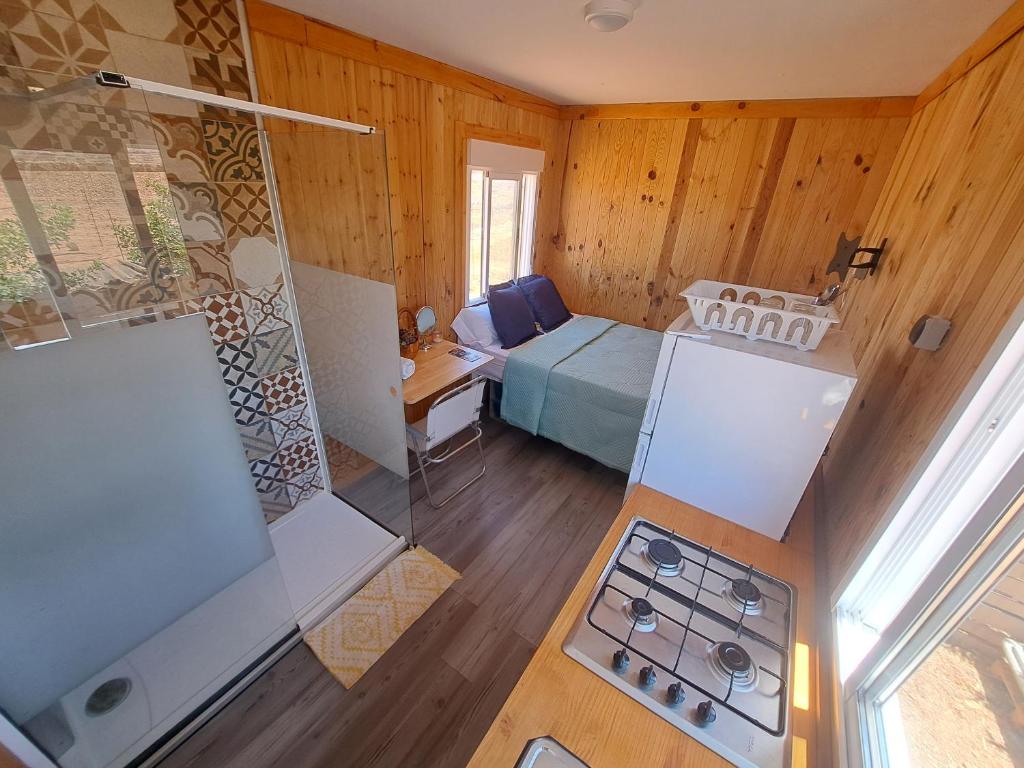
top-left (401, 340), bottom-right (493, 406)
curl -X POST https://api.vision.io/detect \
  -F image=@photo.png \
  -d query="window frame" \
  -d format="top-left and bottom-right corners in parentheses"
top-left (834, 300), bottom-right (1024, 766)
top-left (464, 165), bottom-right (539, 307)
top-left (842, 463), bottom-right (1024, 766)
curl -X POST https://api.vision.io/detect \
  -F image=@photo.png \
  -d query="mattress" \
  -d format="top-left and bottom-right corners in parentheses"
top-left (473, 342), bottom-right (510, 381)
top-left (458, 315), bottom-right (582, 382)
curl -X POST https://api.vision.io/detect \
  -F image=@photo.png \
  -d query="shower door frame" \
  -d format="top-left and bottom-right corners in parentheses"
top-left (113, 72), bottom-right (378, 519)
top-left (0, 72), bottom-right (396, 768)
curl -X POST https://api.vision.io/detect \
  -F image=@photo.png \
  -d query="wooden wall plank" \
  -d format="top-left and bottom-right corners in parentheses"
top-left (823, 30), bottom-right (1024, 590)
top-left (247, 0), bottom-right (561, 119)
top-left (248, 25), bottom-right (569, 333)
top-left (728, 118), bottom-right (794, 285)
top-left (538, 113), bottom-right (909, 329)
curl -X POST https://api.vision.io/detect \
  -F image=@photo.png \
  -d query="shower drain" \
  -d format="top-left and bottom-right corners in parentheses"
top-left (85, 677), bottom-right (132, 717)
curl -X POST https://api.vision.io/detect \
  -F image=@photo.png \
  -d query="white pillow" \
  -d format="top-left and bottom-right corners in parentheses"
top-left (452, 304), bottom-right (498, 347)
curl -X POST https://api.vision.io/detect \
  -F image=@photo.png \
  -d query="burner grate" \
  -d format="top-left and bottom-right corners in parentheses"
top-left (589, 520), bottom-right (791, 737)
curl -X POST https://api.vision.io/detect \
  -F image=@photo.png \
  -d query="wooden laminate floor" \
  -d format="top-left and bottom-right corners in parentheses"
top-left (159, 416), bottom-right (627, 768)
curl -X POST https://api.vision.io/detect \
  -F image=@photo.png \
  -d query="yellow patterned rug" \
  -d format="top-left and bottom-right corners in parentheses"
top-left (304, 546), bottom-right (460, 688)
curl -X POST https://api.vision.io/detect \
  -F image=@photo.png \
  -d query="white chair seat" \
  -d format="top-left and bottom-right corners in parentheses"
top-left (406, 417), bottom-right (428, 452)
top-left (408, 377), bottom-right (487, 508)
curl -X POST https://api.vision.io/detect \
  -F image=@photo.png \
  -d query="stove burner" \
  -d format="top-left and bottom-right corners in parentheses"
top-left (716, 641), bottom-right (752, 674)
top-left (623, 597), bottom-right (658, 632)
top-left (644, 538), bottom-right (684, 576)
top-left (722, 577), bottom-right (765, 616)
top-left (706, 641), bottom-right (759, 692)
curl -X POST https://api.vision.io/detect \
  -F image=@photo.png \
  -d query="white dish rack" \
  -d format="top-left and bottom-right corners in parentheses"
top-left (681, 279), bottom-right (839, 351)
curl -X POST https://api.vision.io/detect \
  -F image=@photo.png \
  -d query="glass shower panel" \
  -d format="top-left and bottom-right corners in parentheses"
top-left (0, 80), bottom-right (296, 767)
top-left (266, 126), bottom-right (413, 543)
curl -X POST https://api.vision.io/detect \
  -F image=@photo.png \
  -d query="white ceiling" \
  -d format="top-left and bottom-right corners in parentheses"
top-left (274, 0), bottom-right (1014, 105)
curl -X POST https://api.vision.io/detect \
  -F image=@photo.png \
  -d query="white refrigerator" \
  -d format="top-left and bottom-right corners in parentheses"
top-left (628, 311), bottom-right (857, 540)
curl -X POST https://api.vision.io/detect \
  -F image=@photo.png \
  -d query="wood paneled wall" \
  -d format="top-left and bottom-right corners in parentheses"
top-left (822, 28), bottom-right (1024, 590)
top-left (249, 0), bottom-right (1024, 598)
top-left (246, 1), bottom-right (568, 336)
top-left (270, 130), bottom-right (395, 282)
top-left (535, 114), bottom-right (909, 329)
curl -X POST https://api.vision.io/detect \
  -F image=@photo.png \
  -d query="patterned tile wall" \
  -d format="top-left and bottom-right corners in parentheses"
top-left (0, 0), bottom-right (323, 523)
top-left (0, 0), bottom-right (248, 97)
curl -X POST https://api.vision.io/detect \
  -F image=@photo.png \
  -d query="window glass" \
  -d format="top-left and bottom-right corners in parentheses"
top-left (467, 168), bottom-right (485, 302)
top-left (882, 550), bottom-right (1024, 766)
top-left (464, 164), bottom-right (539, 306)
top-left (9, 147), bottom-right (187, 329)
top-left (517, 173), bottom-right (538, 278)
top-left (487, 177), bottom-right (518, 288)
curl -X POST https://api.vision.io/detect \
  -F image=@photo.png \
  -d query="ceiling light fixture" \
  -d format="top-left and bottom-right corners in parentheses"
top-left (584, 0), bottom-right (640, 32)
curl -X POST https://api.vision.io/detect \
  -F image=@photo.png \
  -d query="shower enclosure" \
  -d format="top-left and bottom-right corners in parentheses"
top-left (267, 123), bottom-right (415, 543)
top-left (0, 72), bottom-right (411, 767)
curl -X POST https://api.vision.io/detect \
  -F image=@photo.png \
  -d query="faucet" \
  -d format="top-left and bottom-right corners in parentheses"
top-left (812, 282), bottom-right (843, 306)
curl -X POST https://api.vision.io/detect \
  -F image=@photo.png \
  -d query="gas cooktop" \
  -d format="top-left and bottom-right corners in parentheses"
top-left (562, 517), bottom-right (796, 768)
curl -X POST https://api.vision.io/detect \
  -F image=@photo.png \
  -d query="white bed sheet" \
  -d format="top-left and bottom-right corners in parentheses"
top-left (458, 315), bottom-right (581, 382)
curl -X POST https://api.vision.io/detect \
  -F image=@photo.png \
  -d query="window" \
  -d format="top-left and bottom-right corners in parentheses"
top-left (843, 476), bottom-right (1024, 768)
top-left (464, 138), bottom-right (543, 306)
top-left (836, 302), bottom-right (1024, 766)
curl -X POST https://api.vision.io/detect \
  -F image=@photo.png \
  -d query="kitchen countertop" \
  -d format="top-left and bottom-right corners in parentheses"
top-left (467, 484), bottom-right (819, 768)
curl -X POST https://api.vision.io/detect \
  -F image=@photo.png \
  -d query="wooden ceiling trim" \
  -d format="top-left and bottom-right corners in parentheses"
top-left (913, 0), bottom-right (1024, 113)
top-left (248, 0), bottom-right (1024, 126)
top-left (246, 0), bottom-right (562, 119)
top-left (561, 97), bottom-right (916, 122)
top-left (246, 0), bottom-right (307, 44)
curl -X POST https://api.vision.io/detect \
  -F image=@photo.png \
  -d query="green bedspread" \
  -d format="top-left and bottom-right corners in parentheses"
top-left (500, 316), bottom-right (662, 473)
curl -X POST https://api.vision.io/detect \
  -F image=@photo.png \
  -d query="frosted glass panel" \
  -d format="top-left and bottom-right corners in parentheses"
top-left (0, 77), bottom-right (297, 768)
top-left (291, 262), bottom-right (412, 537)
top-left (268, 128), bottom-right (411, 542)
top-left (0, 317), bottom-right (294, 765)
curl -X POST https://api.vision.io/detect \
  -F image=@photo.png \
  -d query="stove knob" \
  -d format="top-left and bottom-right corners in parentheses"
top-left (638, 665), bottom-right (657, 690)
top-left (695, 699), bottom-right (717, 727)
top-left (612, 649), bottom-right (629, 673)
top-left (666, 681), bottom-right (685, 707)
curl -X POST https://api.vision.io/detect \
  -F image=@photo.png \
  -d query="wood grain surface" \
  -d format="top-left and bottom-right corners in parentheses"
top-left (401, 340), bottom-right (492, 405)
top-left (563, 96), bottom-right (915, 122)
top-left (536, 113), bottom-right (908, 330)
top-left (159, 417), bottom-right (628, 768)
top-left (247, 1), bottom-right (570, 338)
top-left (822, 26), bottom-right (1024, 592)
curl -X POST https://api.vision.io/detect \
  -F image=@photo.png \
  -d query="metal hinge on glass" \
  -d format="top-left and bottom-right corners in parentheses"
top-left (95, 71), bottom-right (130, 88)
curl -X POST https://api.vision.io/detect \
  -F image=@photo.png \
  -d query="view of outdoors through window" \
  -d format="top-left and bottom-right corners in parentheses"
top-left (486, 177), bottom-right (518, 288)
top-left (468, 169), bottom-right (483, 301)
top-left (466, 167), bottom-right (535, 303)
top-left (887, 551), bottom-right (1024, 766)
top-left (0, 147), bottom-right (187, 342)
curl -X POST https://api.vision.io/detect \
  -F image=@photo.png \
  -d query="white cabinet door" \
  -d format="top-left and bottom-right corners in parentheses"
top-left (641, 339), bottom-right (854, 539)
top-left (640, 334), bottom-right (678, 435)
top-left (626, 432), bottom-right (651, 497)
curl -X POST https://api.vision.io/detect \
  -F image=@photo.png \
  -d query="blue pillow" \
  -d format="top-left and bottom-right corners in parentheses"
top-left (518, 275), bottom-right (571, 331)
top-left (487, 285), bottom-right (539, 349)
top-left (486, 280), bottom-right (516, 297)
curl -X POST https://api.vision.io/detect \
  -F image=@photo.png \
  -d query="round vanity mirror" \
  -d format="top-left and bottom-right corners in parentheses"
top-left (416, 306), bottom-right (437, 349)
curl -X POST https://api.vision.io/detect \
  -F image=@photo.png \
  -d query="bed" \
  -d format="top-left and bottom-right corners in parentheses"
top-left (453, 306), bottom-right (662, 473)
